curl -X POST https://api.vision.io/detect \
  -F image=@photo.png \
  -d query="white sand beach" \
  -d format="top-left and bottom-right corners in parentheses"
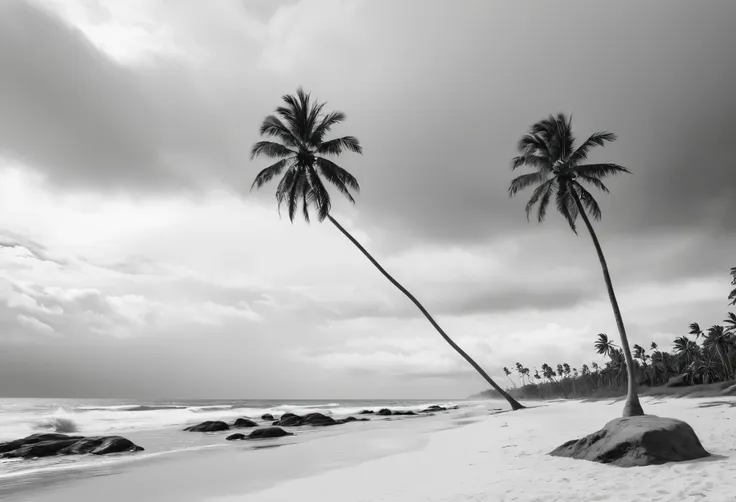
top-left (5, 397), bottom-right (734, 502)
top-left (230, 397), bottom-right (736, 502)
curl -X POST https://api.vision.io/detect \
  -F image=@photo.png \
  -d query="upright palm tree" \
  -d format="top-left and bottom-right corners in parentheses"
top-left (251, 88), bottom-right (524, 411)
top-left (650, 342), bottom-right (670, 384)
top-left (702, 325), bottom-right (733, 380)
top-left (673, 336), bottom-right (701, 370)
top-left (509, 114), bottom-right (643, 417)
top-left (724, 313), bottom-right (736, 333)
top-left (729, 267), bottom-right (736, 306)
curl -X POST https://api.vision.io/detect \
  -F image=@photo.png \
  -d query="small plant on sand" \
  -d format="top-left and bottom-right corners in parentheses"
top-left (508, 114), bottom-right (643, 417)
top-left (251, 88), bottom-right (523, 411)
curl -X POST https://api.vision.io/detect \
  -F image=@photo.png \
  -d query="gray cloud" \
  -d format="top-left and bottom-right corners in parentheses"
top-left (1, 0), bottom-right (735, 399)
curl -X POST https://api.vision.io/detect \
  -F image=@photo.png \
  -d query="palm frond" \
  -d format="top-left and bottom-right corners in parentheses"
top-left (567, 131), bottom-right (617, 165)
top-left (554, 113), bottom-right (575, 160)
top-left (275, 167), bottom-right (298, 217)
top-left (575, 183), bottom-right (602, 221)
top-left (316, 157), bottom-right (359, 203)
top-left (317, 136), bottom-right (363, 156)
top-left (305, 166), bottom-right (331, 221)
top-left (250, 141), bottom-right (297, 160)
top-left (305, 101), bottom-right (326, 140)
top-left (723, 313), bottom-right (736, 331)
top-left (260, 115), bottom-right (301, 148)
top-left (577, 174), bottom-right (610, 193)
top-left (287, 169), bottom-right (307, 222)
top-left (511, 154), bottom-right (550, 171)
top-left (556, 180), bottom-right (578, 232)
top-left (689, 322), bottom-right (703, 337)
top-left (251, 158), bottom-right (294, 191)
top-left (509, 171), bottom-right (545, 196)
top-left (310, 111), bottom-right (346, 145)
top-left (279, 89), bottom-right (311, 140)
top-left (575, 163), bottom-right (631, 179)
top-left (523, 179), bottom-right (554, 221)
top-left (302, 185), bottom-right (311, 223)
top-left (516, 133), bottom-right (551, 159)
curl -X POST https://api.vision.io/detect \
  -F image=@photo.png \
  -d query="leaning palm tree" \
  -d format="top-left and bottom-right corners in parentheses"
top-left (689, 322), bottom-right (704, 340)
top-left (503, 366), bottom-right (517, 388)
top-left (251, 88), bottom-right (524, 410)
top-left (509, 113), bottom-right (643, 417)
top-left (594, 333), bottom-right (617, 358)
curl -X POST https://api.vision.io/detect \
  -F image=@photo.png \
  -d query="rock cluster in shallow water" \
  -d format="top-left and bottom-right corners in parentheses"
top-left (226, 427), bottom-right (293, 441)
top-left (0, 433), bottom-right (144, 459)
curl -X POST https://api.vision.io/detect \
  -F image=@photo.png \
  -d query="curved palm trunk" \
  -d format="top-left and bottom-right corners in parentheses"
top-left (328, 215), bottom-right (524, 411)
top-left (570, 191), bottom-right (644, 417)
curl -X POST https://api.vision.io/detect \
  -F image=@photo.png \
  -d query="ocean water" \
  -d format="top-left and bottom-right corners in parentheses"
top-left (0, 397), bottom-right (489, 485)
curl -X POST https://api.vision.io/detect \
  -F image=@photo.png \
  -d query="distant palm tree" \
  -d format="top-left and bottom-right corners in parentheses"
top-left (673, 336), bottom-right (701, 370)
top-left (689, 353), bottom-right (723, 385)
top-left (515, 362), bottom-right (527, 386)
top-left (594, 333), bottom-right (618, 358)
top-left (724, 313), bottom-right (736, 333)
top-left (650, 342), bottom-right (670, 385)
top-left (509, 114), bottom-right (642, 416)
top-left (702, 325), bottom-right (733, 380)
top-left (503, 367), bottom-right (516, 388)
top-left (729, 267), bottom-right (736, 306)
top-left (251, 88), bottom-right (524, 411)
top-left (542, 363), bottom-right (567, 398)
top-left (689, 322), bottom-right (704, 340)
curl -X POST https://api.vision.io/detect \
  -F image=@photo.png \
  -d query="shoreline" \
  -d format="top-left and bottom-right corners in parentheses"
top-left (4, 396), bottom-right (735, 501)
top-left (1, 403), bottom-right (495, 502)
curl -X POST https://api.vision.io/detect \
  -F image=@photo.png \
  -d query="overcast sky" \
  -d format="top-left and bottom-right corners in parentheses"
top-left (0, 0), bottom-right (734, 400)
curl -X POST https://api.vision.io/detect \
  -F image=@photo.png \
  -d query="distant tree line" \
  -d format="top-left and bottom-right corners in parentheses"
top-left (480, 267), bottom-right (736, 401)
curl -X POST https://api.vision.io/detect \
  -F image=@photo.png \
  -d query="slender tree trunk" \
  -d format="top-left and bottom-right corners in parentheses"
top-left (571, 190), bottom-right (644, 417)
top-left (551, 378), bottom-right (567, 399)
top-left (506, 376), bottom-right (516, 388)
top-left (327, 215), bottom-right (525, 411)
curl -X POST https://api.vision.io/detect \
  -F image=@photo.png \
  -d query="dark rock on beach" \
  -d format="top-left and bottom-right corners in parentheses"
top-left (273, 414), bottom-right (304, 427)
top-left (227, 427), bottom-right (292, 441)
top-left (0, 434), bottom-right (143, 459)
top-left (359, 410), bottom-right (375, 414)
top-left (0, 433), bottom-right (74, 454)
top-left (261, 413), bottom-right (274, 421)
top-left (392, 411), bottom-right (417, 416)
top-left (376, 408), bottom-right (393, 416)
top-left (248, 427), bottom-right (293, 439)
top-left (232, 418), bottom-right (259, 428)
top-left (342, 416), bottom-right (369, 422)
top-left (183, 421), bottom-right (230, 432)
top-left (549, 415), bottom-right (709, 467)
top-left (421, 405), bottom-right (447, 413)
top-left (302, 413), bottom-right (338, 426)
